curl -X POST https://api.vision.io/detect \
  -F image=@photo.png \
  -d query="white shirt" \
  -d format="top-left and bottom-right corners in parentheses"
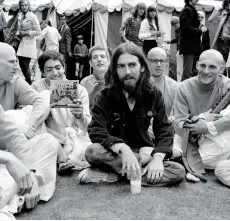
top-left (139, 18), bottom-right (158, 40)
top-left (38, 26), bottom-right (62, 51)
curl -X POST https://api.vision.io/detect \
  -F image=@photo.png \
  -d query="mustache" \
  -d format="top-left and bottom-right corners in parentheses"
top-left (123, 75), bottom-right (134, 80)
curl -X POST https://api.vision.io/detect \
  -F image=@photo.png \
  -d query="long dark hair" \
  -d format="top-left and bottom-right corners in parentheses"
top-left (223, 0), bottom-right (230, 9)
top-left (105, 43), bottom-right (152, 98)
top-left (133, 2), bottom-right (146, 20)
top-left (147, 5), bottom-right (159, 31)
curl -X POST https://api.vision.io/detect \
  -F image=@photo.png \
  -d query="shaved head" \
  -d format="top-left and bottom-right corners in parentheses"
top-left (197, 49), bottom-right (225, 85)
top-left (0, 43), bottom-right (18, 82)
top-left (0, 43), bottom-right (15, 58)
top-left (199, 49), bottom-right (224, 65)
top-left (147, 47), bottom-right (167, 78)
top-left (147, 47), bottom-right (167, 59)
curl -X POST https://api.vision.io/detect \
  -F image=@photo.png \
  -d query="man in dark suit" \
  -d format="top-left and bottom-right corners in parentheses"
top-left (179, 0), bottom-right (207, 81)
top-left (198, 11), bottom-right (210, 52)
top-left (58, 14), bottom-right (72, 78)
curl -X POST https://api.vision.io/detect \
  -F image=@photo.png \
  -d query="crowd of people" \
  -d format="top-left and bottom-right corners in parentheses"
top-left (1, 0), bottom-right (230, 219)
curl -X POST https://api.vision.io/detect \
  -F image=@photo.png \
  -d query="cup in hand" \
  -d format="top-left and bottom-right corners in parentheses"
top-left (130, 176), bottom-right (142, 194)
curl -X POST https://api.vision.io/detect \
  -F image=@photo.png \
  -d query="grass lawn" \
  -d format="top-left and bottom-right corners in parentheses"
top-left (16, 170), bottom-right (230, 220)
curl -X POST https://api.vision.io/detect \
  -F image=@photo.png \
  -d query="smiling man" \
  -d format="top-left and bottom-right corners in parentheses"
top-left (174, 49), bottom-right (230, 186)
top-left (78, 43), bottom-right (185, 186)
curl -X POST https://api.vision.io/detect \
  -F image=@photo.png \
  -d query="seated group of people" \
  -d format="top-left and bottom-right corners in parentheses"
top-left (1, 40), bottom-right (230, 219)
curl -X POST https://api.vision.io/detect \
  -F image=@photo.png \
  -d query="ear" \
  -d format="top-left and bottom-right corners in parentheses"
top-left (196, 61), bottom-right (199, 70)
top-left (141, 66), bottom-right (145, 72)
top-left (220, 65), bottom-right (225, 74)
top-left (89, 60), bottom-right (92, 67)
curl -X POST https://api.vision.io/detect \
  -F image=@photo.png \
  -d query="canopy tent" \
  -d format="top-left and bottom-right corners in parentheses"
top-left (0, 0), bottom-right (222, 50)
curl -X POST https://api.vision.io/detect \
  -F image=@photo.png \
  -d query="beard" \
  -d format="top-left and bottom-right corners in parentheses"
top-left (120, 75), bottom-right (141, 98)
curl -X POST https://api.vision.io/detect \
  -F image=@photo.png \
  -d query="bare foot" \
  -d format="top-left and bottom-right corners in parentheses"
top-left (186, 172), bottom-right (200, 182)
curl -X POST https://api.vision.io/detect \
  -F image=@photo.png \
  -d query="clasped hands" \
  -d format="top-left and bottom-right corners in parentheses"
top-left (183, 109), bottom-right (222, 135)
top-left (120, 144), bottom-right (164, 184)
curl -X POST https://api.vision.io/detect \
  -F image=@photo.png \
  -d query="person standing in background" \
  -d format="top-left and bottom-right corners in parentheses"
top-left (139, 5), bottom-right (163, 55)
top-left (58, 14), bottom-right (72, 77)
top-left (16, 0), bottom-right (41, 85)
top-left (37, 20), bottom-right (61, 52)
top-left (119, 2), bottom-right (146, 48)
top-left (73, 35), bottom-right (88, 80)
top-left (0, 9), bottom-right (7, 42)
top-left (179, 0), bottom-right (207, 81)
top-left (165, 16), bottom-right (183, 82)
top-left (198, 11), bottom-right (210, 52)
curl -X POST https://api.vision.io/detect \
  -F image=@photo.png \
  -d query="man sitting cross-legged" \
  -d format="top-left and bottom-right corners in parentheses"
top-left (0, 42), bottom-right (59, 214)
top-left (173, 49), bottom-right (230, 186)
top-left (78, 43), bottom-right (185, 186)
top-left (32, 50), bottom-right (91, 174)
top-left (0, 104), bottom-right (59, 219)
top-left (80, 45), bottom-right (110, 110)
top-left (147, 47), bottom-right (181, 159)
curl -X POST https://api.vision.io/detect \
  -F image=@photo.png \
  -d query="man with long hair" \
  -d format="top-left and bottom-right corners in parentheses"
top-left (78, 43), bottom-right (185, 186)
top-left (119, 2), bottom-right (146, 47)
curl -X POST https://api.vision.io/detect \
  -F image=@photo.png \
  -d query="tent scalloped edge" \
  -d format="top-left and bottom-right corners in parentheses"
top-left (1, 1), bottom-right (216, 14)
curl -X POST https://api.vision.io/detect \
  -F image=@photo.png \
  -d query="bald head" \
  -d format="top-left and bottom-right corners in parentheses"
top-left (0, 43), bottom-right (15, 58)
top-left (0, 43), bottom-right (18, 82)
top-left (147, 47), bottom-right (167, 59)
top-left (147, 47), bottom-right (167, 78)
top-left (199, 49), bottom-right (224, 65)
top-left (197, 49), bottom-right (225, 85)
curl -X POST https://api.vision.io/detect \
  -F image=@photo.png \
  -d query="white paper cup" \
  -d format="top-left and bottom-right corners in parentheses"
top-left (130, 178), bottom-right (141, 194)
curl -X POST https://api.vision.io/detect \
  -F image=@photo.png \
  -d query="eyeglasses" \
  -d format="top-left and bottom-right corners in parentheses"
top-left (198, 16), bottom-right (204, 19)
top-left (149, 9), bottom-right (157, 12)
top-left (147, 59), bottom-right (167, 64)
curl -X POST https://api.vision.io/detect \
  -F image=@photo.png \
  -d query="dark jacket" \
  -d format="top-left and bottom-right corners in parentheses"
top-left (179, 3), bottom-right (202, 54)
top-left (170, 28), bottom-right (180, 51)
top-left (201, 27), bottom-right (210, 52)
top-left (58, 23), bottom-right (72, 59)
top-left (88, 87), bottom-right (174, 158)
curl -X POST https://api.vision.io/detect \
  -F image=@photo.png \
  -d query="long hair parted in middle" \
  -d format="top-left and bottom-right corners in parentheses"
top-left (106, 43), bottom-right (152, 98)
top-left (147, 5), bottom-right (159, 31)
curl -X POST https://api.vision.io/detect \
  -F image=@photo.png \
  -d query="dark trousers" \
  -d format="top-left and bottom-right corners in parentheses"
top-left (181, 54), bottom-right (199, 82)
top-left (142, 40), bottom-right (157, 56)
top-left (18, 56), bottom-right (32, 85)
top-left (85, 143), bottom-right (185, 187)
top-left (0, 30), bottom-right (4, 42)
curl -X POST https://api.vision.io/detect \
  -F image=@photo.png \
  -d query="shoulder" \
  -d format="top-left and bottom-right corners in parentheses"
top-left (178, 76), bottom-right (197, 93)
top-left (221, 75), bottom-right (230, 93)
top-left (80, 75), bottom-right (91, 86)
top-left (165, 75), bottom-right (179, 89)
top-left (141, 18), bottom-right (148, 24)
top-left (31, 79), bottom-right (46, 91)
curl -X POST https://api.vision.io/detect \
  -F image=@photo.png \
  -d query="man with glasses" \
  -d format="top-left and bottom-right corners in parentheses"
top-left (179, 0), bottom-right (207, 81)
top-left (147, 47), bottom-right (181, 159)
top-left (147, 47), bottom-right (178, 119)
top-left (78, 43), bottom-right (185, 186)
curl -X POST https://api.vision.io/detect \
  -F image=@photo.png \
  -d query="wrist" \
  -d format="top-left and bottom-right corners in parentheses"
top-left (119, 144), bottom-right (130, 154)
top-left (152, 153), bottom-right (164, 161)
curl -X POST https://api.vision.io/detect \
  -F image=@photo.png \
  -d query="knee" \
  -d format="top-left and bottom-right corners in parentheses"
top-left (45, 134), bottom-right (59, 155)
top-left (165, 161), bottom-right (186, 183)
top-left (215, 160), bottom-right (230, 187)
top-left (85, 143), bottom-right (102, 163)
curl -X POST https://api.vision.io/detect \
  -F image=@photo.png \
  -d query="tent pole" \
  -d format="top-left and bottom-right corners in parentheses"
top-left (90, 0), bottom-right (94, 75)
